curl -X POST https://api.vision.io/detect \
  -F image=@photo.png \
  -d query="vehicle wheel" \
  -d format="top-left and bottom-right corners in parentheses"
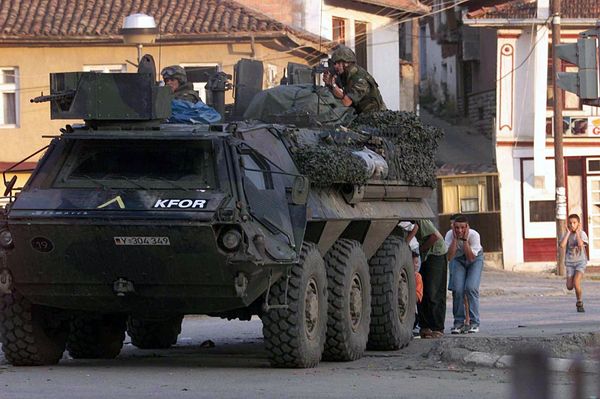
top-left (323, 239), bottom-right (371, 361)
top-left (127, 315), bottom-right (183, 349)
top-left (0, 291), bottom-right (68, 366)
top-left (66, 314), bottom-right (126, 359)
top-left (367, 235), bottom-right (416, 350)
top-left (261, 242), bottom-right (328, 368)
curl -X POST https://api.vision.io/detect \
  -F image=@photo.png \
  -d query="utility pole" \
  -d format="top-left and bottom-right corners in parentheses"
top-left (412, 18), bottom-right (420, 115)
top-left (551, 0), bottom-right (566, 276)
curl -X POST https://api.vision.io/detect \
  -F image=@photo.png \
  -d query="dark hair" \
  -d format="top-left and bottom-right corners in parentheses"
top-left (450, 213), bottom-right (463, 222)
top-left (454, 215), bottom-right (469, 224)
top-left (568, 214), bottom-right (580, 222)
top-left (412, 252), bottom-right (419, 258)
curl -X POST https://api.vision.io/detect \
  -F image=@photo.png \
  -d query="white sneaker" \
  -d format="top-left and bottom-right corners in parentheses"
top-left (467, 325), bottom-right (479, 333)
top-left (450, 326), bottom-right (461, 334)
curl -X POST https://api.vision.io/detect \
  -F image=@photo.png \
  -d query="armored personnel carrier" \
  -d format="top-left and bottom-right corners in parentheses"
top-left (0, 59), bottom-right (434, 368)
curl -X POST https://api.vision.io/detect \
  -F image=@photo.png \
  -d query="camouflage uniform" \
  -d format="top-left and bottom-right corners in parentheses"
top-left (173, 82), bottom-right (201, 103)
top-left (330, 46), bottom-right (386, 115)
top-left (161, 65), bottom-right (201, 104)
top-left (340, 65), bottom-right (386, 115)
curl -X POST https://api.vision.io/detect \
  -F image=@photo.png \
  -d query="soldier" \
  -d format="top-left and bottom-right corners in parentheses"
top-left (322, 45), bottom-right (386, 115)
top-left (160, 65), bottom-right (201, 103)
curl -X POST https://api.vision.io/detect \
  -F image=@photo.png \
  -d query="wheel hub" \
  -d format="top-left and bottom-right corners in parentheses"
top-left (397, 269), bottom-right (409, 321)
top-left (304, 278), bottom-right (319, 340)
top-left (349, 273), bottom-right (363, 332)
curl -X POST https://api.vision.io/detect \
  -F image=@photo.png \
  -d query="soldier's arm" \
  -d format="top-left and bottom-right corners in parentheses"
top-left (330, 82), bottom-right (353, 106)
top-left (343, 78), bottom-right (369, 106)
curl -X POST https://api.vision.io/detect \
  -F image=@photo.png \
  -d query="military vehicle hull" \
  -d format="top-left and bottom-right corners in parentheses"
top-left (1, 122), bottom-right (433, 368)
top-left (1, 64), bottom-right (437, 367)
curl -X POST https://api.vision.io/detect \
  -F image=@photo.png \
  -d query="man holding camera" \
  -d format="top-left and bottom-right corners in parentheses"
top-left (322, 45), bottom-right (386, 115)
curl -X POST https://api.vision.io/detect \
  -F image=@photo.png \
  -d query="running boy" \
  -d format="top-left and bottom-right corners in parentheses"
top-left (559, 214), bottom-right (588, 312)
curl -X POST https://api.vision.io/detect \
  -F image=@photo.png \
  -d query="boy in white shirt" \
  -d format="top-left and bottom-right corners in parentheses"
top-left (445, 215), bottom-right (483, 334)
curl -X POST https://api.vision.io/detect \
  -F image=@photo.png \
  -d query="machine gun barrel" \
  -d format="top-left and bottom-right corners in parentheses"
top-left (30, 90), bottom-right (76, 104)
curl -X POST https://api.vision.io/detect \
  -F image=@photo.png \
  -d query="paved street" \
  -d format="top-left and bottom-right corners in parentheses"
top-left (1, 268), bottom-right (599, 398)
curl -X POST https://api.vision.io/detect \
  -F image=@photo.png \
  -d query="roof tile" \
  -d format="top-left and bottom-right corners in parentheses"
top-left (0, 0), bottom-right (289, 39)
top-left (466, 0), bottom-right (600, 19)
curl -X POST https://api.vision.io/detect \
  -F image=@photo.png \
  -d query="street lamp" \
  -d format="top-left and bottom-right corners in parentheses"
top-left (120, 13), bottom-right (158, 63)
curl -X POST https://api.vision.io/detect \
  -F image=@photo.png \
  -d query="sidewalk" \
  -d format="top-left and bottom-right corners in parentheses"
top-left (428, 267), bottom-right (600, 370)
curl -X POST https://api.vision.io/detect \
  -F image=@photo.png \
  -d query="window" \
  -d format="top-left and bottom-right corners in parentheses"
top-left (0, 67), bottom-right (18, 127)
top-left (181, 64), bottom-right (219, 103)
top-left (355, 22), bottom-right (368, 69)
top-left (332, 17), bottom-right (346, 45)
top-left (83, 64), bottom-right (127, 73)
top-left (461, 198), bottom-right (479, 213)
top-left (587, 158), bottom-right (600, 174)
top-left (441, 176), bottom-right (492, 214)
top-left (54, 140), bottom-right (216, 190)
top-left (529, 200), bottom-right (555, 222)
top-left (241, 151), bottom-right (273, 190)
top-left (265, 64), bottom-right (278, 89)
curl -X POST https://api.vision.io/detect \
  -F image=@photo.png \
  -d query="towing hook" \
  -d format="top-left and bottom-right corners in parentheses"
top-left (113, 278), bottom-right (135, 297)
top-left (0, 268), bottom-right (13, 294)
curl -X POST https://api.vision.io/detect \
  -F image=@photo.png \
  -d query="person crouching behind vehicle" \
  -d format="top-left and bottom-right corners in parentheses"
top-left (161, 65), bottom-right (201, 104)
top-left (445, 215), bottom-right (483, 334)
top-left (322, 45), bottom-right (386, 115)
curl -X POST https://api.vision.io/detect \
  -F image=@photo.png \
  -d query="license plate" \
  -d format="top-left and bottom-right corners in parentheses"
top-left (114, 236), bottom-right (170, 246)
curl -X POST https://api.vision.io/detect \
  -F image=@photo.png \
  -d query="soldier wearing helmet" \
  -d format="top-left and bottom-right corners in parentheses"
top-left (322, 45), bottom-right (385, 115)
top-left (161, 65), bottom-right (201, 103)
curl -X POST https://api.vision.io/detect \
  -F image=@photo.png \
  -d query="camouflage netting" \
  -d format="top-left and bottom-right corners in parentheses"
top-left (293, 145), bottom-right (369, 188)
top-left (289, 110), bottom-right (443, 188)
top-left (350, 110), bottom-right (444, 187)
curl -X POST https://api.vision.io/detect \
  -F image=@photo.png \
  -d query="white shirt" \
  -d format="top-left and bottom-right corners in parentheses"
top-left (444, 229), bottom-right (483, 258)
top-left (399, 221), bottom-right (419, 254)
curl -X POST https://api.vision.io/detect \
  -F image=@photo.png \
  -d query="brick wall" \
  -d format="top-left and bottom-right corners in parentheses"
top-left (466, 89), bottom-right (495, 137)
top-left (234, 0), bottom-right (299, 27)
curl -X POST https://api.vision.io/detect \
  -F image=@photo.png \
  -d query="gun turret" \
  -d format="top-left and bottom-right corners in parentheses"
top-left (31, 71), bottom-right (172, 129)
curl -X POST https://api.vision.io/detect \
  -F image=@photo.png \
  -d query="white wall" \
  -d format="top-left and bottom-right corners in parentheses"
top-left (496, 145), bottom-right (524, 268)
top-left (422, 23), bottom-right (458, 105)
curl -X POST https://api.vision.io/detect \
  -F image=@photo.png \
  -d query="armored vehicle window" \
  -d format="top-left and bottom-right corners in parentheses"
top-left (241, 153), bottom-right (273, 190)
top-left (54, 140), bottom-right (216, 190)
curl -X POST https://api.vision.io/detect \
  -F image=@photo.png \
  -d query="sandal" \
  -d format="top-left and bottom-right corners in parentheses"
top-left (576, 301), bottom-right (585, 313)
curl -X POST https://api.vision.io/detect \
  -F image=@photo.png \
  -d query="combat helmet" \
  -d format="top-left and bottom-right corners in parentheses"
top-left (161, 65), bottom-right (187, 84)
top-left (330, 45), bottom-right (357, 63)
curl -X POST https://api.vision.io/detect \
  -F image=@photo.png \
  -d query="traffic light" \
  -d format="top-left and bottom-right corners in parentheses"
top-left (555, 30), bottom-right (600, 101)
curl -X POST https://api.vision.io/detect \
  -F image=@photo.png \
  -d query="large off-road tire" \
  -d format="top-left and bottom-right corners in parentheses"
top-left (367, 235), bottom-right (416, 350)
top-left (66, 314), bottom-right (126, 359)
top-left (323, 239), bottom-right (371, 361)
top-left (127, 315), bottom-right (183, 349)
top-left (0, 292), bottom-right (68, 366)
top-left (261, 242), bottom-right (328, 368)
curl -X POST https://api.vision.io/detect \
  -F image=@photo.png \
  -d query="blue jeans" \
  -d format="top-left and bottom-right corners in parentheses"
top-left (451, 253), bottom-right (483, 327)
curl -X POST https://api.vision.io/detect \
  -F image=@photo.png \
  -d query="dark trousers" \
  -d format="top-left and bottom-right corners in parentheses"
top-left (417, 253), bottom-right (448, 332)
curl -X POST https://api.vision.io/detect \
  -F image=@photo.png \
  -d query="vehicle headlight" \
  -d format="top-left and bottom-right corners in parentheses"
top-left (0, 230), bottom-right (13, 249)
top-left (221, 229), bottom-right (242, 251)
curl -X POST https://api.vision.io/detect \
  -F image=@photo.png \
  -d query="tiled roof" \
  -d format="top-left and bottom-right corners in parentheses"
top-left (437, 163), bottom-right (497, 177)
top-left (354, 0), bottom-right (430, 14)
top-left (466, 0), bottom-right (600, 19)
top-left (0, 0), bottom-right (324, 44)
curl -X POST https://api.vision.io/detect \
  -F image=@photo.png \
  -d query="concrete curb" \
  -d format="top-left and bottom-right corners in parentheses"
top-left (460, 350), bottom-right (598, 373)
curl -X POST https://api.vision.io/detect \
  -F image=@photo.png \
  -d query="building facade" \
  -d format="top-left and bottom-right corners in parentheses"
top-left (464, 0), bottom-right (600, 271)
